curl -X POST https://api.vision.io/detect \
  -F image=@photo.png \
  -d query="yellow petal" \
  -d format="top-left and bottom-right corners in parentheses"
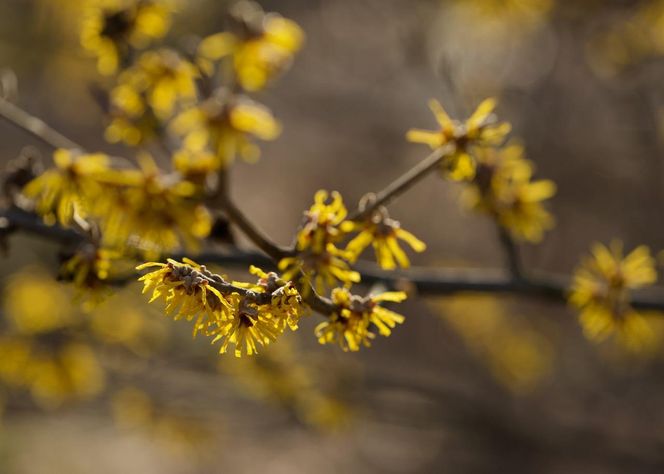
top-left (428, 99), bottom-right (453, 129)
top-left (406, 129), bottom-right (444, 148)
top-left (468, 97), bottom-right (497, 130)
top-left (395, 228), bottom-right (426, 252)
top-left (198, 32), bottom-right (238, 60)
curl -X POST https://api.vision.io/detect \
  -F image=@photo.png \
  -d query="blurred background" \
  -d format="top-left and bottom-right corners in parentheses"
top-left (0, 0), bottom-right (664, 472)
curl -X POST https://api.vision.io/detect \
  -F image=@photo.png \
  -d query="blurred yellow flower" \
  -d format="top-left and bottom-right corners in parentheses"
top-left (95, 154), bottom-right (212, 256)
top-left (0, 338), bottom-right (105, 409)
top-left (436, 295), bottom-right (554, 394)
top-left (586, 0), bottom-right (664, 77)
top-left (465, 143), bottom-right (556, 242)
top-left (315, 289), bottom-right (406, 352)
top-left (4, 268), bottom-right (74, 335)
top-left (407, 98), bottom-right (511, 180)
top-left (23, 149), bottom-right (111, 227)
top-left (171, 94), bottom-right (281, 166)
top-left (105, 49), bottom-right (198, 145)
top-left (80, 0), bottom-right (175, 75)
top-left (90, 290), bottom-right (166, 356)
top-left (60, 243), bottom-right (124, 309)
top-left (197, 3), bottom-right (304, 91)
top-left (171, 147), bottom-right (220, 184)
top-left (570, 242), bottom-right (658, 351)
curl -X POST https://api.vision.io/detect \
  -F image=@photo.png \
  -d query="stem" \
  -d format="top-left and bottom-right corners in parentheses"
top-left (349, 145), bottom-right (452, 221)
top-left (217, 195), bottom-right (289, 261)
top-left (304, 290), bottom-right (337, 314)
top-left (6, 208), bottom-right (664, 312)
top-left (0, 97), bottom-right (82, 150)
top-left (496, 223), bottom-right (523, 280)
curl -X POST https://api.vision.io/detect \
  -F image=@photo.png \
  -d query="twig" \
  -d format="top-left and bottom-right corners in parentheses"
top-left (216, 195), bottom-right (290, 261)
top-left (0, 96), bottom-right (82, 150)
top-left (496, 223), bottom-right (523, 280)
top-left (5, 207), bottom-right (664, 311)
top-left (349, 145), bottom-right (451, 221)
top-left (1, 101), bottom-right (663, 315)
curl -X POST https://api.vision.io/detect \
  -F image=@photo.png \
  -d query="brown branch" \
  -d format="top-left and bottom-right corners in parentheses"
top-left (0, 96), bottom-right (82, 150)
top-left (349, 144), bottom-right (452, 221)
top-left (216, 195), bottom-right (290, 261)
top-left (5, 207), bottom-right (664, 312)
top-left (1, 102), bottom-right (662, 318)
top-left (496, 223), bottom-right (523, 280)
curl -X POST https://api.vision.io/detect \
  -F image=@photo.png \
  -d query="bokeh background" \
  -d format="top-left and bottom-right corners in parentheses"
top-left (1, 0), bottom-right (664, 472)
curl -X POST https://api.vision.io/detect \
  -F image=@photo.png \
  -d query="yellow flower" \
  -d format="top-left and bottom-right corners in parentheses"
top-left (172, 147), bottom-right (220, 184)
top-left (59, 243), bottom-right (123, 308)
top-left (138, 260), bottom-right (305, 356)
top-left (80, 0), bottom-right (175, 75)
top-left (0, 337), bottom-right (105, 409)
top-left (23, 149), bottom-right (111, 226)
top-left (295, 190), bottom-right (348, 253)
top-left (210, 267), bottom-right (305, 357)
top-left (407, 98), bottom-right (511, 180)
top-left (95, 154), bottom-right (212, 256)
top-left (197, 4), bottom-right (304, 91)
top-left (0, 269), bottom-right (106, 408)
top-left (105, 49), bottom-right (198, 145)
top-left (315, 289), bottom-right (406, 352)
top-left (210, 292), bottom-right (284, 357)
top-left (137, 259), bottom-right (230, 337)
top-left (29, 342), bottom-right (106, 409)
top-left (279, 190), bottom-right (360, 294)
top-left (241, 265), bottom-right (306, 331)
top-left (171, 93), bottom-right (281, 166)
top-left (104, 99), bottom-right (160, 146)
top-left (4, 269), bottom-right (74, 335)
top-left (466, 143), bottom-right (556, 242)
top-left (343, 210), bottom-right (426, 269)
top-left (279, 246), bottom-right (361, 297)
top-left (586, 0), bottom-right (664, 77)
top-left (569, 242), bottom-right (657, 351)
top-left (61, 244), bottom-right (118, 286)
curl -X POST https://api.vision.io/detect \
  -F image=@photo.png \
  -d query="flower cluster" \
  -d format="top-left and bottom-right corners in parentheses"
top-left (77, 0), bottom-right (296, 184)
top-left (315, 288), bottom-right (407, 352)
top-left (197, 2), bottom-right (304, 91)
top-left (24, 151), bottom-right (212, 257)
top-left (0, 338), bottom-right (105, 409)
top-left (569, 242), bottom-right (658, 351)
top-left (344, 205), bottom-right (426, 270)
top-left (464, 143), bottom-right (556, 242)
top-left (407, 98), bottom-right (511, 180)
top-left (59, 241), bottom-right (121, 307)
top-left (137, 259), bottom-right (305, 357)
top-left (81, 0), bottom-right (175, 75)
top-left (23, 149), bottom-right (110, 226)
top-left (0, 270), bottom-right (106, 408)
top-left (106, 48), bottom-right (198, 146)
top-left (171, 92), bottom-right (281, 167)
top-left (279, 190), bottom-right (361, 294)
